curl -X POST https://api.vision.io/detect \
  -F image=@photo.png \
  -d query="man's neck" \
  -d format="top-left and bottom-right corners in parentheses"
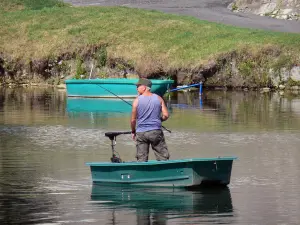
top-left (142, 90), bottom-right (152, 96)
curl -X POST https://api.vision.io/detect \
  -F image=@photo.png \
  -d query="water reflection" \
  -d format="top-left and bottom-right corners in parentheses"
top-left (0, 187), bottom-right (59, 225)
top-left (0, 87), bottom-right (65, 125)
top-left (168, 90), bottom-right (300, 131)
top-left (0, 131), bottom-right (59, 225)
top-left (90, 185), bottom-right (234, 224)
top-left (66, 98), bottom-right (133, 113)
top-left (2, 87), bottom-right (300, 131)
top-left (1, 88), bottom-right (300, 224)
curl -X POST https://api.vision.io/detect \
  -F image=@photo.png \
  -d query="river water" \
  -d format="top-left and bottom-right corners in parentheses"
top-left (0, 87), bottom-right (300, 225)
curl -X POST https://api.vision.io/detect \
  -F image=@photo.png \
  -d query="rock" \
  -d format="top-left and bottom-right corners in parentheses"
top-left (280, 15), bottom-right (289, 20)
top-left (64, 74), bottom-right (74, 80)
top-left (269, 68), bottom-right (280, 86)
top-left (261, 87), bottom-right (271, 92)
top-left (231, 0), bottom-right (300, 21)
top-left (290, 86), bottom-right (299, 90)
top-left (291, 66), bottom-right (300, 82)
top-left (57, 84), bottom-right (66, 89)
top-left (280, 68), bottom-right (290, 82)
top-left (125, 73), bottom-right (139, 79)
top-left (291, 90), bottom-right (300, 95)
top-left (279, 84), bottom-right (285, 90)
top-left (282, 9), bottom-right (293, 14)
top-left (256, 3), bottom-right (277, 15)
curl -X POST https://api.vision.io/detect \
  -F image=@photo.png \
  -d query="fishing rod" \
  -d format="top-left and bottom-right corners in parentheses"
top-left (95, 83), bottom-right (172, 133)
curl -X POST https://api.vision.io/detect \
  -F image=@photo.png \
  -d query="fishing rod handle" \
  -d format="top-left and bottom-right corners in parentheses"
top-left (162, 125), bottom-right (171, 133)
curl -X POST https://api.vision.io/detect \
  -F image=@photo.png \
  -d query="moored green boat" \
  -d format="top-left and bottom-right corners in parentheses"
top-left (65, 78), bottom-right (174, 98)
top-left (86, 131), bottom-right (237, 188)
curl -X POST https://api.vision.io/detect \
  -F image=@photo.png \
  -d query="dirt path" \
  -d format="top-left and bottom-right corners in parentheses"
top-left (63, 0), bottom-right (300, 33)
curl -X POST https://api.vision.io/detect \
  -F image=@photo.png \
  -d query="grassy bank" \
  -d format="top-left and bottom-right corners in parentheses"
top-left (0, 0), bottom-right (67, 10)
top-left (1, 0), bottom-right (300, 85)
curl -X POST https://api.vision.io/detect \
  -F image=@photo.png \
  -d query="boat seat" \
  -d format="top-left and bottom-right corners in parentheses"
top-left (105, 131), bottom-right (132, 140)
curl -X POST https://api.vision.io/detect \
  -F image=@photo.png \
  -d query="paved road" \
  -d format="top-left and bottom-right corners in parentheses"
top-left (64, 0), bottom-right (300, 33)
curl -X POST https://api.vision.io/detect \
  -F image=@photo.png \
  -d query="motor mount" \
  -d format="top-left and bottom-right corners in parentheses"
top-left (104, 131), bottom-right (131, 163)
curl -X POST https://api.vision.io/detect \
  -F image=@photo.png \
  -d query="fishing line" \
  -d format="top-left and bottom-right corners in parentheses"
top-left (95, 83), bottom-right (171, 133)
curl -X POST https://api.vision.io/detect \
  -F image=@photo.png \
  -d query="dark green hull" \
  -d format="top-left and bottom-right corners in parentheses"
top-left (86, 157), bottom-right (237, 188)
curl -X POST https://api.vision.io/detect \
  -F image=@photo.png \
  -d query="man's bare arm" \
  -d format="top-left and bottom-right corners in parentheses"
top-left (159, 96), bottom-right (169, 121)
top-left (131, 98), bottom-right (138, 133)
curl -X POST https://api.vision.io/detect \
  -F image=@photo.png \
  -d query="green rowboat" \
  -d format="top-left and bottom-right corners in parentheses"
top-left (65, 78), bottom-right (174, 98)
top-left (86, 131), bottom-right (237, 188)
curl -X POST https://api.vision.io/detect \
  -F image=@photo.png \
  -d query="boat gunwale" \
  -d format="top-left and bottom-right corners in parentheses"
top-left (86, 157), bottom-right (237, 167)
top-left (67, 95), bottom-right (137, 98)
top-left (65, 79), bottom-right (174, 85)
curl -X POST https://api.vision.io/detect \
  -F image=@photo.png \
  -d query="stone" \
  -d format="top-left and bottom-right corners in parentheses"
top-left (280, 68), bottom-right (290, 82)
top-left (269, 68), bottom-right (280, 86)
top-left (280, 15), bottom-right (289, 20)
top-left (231, 0), bottom-right (300, 21)
top-left (256, 3), bottom-right (277, 15)
top-left (290, 86), bottom-right (299, 90)
top-left (279, 84), bottom-right (285, 90)
top-left (282, 9), bottom-right (293, 14)
top-left (261, 87), bottom-right (271, 92)
top-left (57, 84), bottom-right (66, 89)
top-left (290, 66), bottom-right (300, 82)
top-left (291, 90), bottom-right (300, 95)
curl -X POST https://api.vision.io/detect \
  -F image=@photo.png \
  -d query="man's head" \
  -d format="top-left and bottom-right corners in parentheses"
top-left (136, 78), bottom-right (152, 95)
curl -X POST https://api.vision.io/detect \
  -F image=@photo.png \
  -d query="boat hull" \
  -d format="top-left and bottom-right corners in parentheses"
top-left (65, 79), bottom-right (174, 98)
top-left (86, 157), bottom-right (236, 188)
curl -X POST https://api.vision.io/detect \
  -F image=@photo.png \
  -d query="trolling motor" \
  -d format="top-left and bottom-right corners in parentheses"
top-left (105, 131), bottom-right (132, 163)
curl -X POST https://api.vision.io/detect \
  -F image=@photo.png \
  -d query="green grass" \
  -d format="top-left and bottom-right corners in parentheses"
top-left (0, 0), bottom-right (300, 71)
top-left (0, 0), bottom-right (67, 11)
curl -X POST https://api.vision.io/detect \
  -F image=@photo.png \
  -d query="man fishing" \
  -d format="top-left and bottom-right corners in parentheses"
top-left (131, 78), bottom-right (170, 162)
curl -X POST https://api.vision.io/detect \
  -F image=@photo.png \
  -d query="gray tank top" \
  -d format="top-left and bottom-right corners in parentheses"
top-left (136, 94), bottom-right (162, 132)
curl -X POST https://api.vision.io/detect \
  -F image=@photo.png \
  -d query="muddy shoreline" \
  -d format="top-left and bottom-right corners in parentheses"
top-left (1, 46), bottom-right (299, 90)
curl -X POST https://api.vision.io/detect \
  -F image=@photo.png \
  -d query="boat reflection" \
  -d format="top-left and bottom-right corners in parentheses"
top-left (67, 97), bottom-right (173, 115)
top-left (90, 185), bottom-right (234, 224)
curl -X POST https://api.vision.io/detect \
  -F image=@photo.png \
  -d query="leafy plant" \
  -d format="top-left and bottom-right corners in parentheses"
top-left (231, 3), bottom-right (238, 11)
top-left (98, 71), bottom-right (108, 79)
top-left (238, 60), bottom-right (256, 77)
top-left (75, 56), bottom-right (86, 79)
top-left (96, 46), bottom-right (107, 68)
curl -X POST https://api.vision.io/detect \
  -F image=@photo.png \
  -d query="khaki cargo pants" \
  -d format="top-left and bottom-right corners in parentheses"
top-left (136, 129), bottom-right (170, 162)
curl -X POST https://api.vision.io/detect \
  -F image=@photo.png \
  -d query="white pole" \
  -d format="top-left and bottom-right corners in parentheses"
top-left (89, 64), bottom-right (94, 79)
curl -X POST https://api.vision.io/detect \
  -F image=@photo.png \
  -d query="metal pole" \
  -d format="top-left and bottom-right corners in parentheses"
top-left (199, 81), bottom-right (203, 95)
